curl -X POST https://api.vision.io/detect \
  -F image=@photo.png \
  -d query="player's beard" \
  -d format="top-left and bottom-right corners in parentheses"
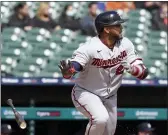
top-left (108, 29), bottom-right (123, 42)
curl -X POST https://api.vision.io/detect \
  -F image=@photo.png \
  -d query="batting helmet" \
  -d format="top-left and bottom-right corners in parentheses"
top-left (1, 124), bottom-right (12, 134)
top-left (95, 11), bottom-right (127, 34)
top-left (137, 122), bottom-right (155, 132)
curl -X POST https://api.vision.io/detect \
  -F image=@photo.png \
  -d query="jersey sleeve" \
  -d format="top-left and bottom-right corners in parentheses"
top-left (70, 44), bottom-right (90, 68)
top-left (124, 38), bottom-right (143, 66)
top-left (123, 38), bottom-right (148, 79)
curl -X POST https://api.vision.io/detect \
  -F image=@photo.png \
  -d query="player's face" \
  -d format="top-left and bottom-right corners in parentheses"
top-left (104, 24), bottom-right (123, 40)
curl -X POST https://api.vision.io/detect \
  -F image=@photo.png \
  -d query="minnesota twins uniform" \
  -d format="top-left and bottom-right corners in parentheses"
top-left (70, 36), bottom-right (144, 135)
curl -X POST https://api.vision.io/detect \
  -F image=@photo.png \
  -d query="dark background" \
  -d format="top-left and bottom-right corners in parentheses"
top-left (1, 85), bottom-right (167, 107)
top-left (1, 84), bottom-right (168, 135)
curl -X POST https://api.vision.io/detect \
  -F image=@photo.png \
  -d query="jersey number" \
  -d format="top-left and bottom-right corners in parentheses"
top-left (116, 65), bottom-right (124, 75)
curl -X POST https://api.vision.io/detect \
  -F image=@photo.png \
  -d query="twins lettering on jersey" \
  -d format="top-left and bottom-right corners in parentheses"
top-left (91, 50), bottom-right (127, 69)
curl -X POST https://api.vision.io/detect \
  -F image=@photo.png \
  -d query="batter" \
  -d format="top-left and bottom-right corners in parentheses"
top-left (58, 11), bottom-right (148, 135)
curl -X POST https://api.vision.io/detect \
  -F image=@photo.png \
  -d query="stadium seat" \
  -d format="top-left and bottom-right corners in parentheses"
top-left (149, 30), bottom-right (167, 39)
top-left (26, 35), bottom-right (46, 43)
top-left (73, 35), bottom-right (88, 43)
top-left (13, 63), bottom-right (40, 73)
top-left (148, 38), bottom-right (167, 46)
top-left (43, 64), bottom-right (60, 73)
top-left (144, 59), bottom-right (166, 70)
top-left (126, 23), bottom-right (150, 33)
top-left (30, 48), bottom-right (54, 58)
top-left (60, 49), bottom-right (74, 59)
top-left (19, 57), bottom-right (47, 68)
top-left (2, 47), bottom-right (25, 58)
top-left (148, 50), bottom-right (167, 60)
top-left (13, 71), bottom-right (34, 77)
top-left (1, 56), bottom-right (18, 66)
top-left (63, 43), bottom-right (79, 50)
top-left (27, 28), bottom-right (46, 34)
top-left (129, 37), bottom-right (145, 45)
top-left (128, 9), bottom-right (151, 20)
top-left (148, 66), bottom-right (163, 78)
top-left (148, 44), bottom-right (167, 52)
top-left (54, 29), bottom-right (73, 36)
top-left (36, 71), bottom-right (60, 78)
top-left (1, 4), bottom-right (166, 79)
top-left (2, 27), bottom-right (23, 34)
top-left (125, 30), bottom-right (145, 38)
top-left (1, 64), bottom-right (12, 73)
top-left (50, 35), bottom-right (69, 45)
top-left (2, 34), bottom-right (22, 42)
top-left (32, 42), bottom-right (62, 53)
top-left (5, 41), bottom-right (30, 50)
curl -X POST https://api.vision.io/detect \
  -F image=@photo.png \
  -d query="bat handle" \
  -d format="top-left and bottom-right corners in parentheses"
top-left (7, 99), bottom-right (16, 111)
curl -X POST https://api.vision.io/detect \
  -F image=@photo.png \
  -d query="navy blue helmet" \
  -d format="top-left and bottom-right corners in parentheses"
top-left (1, 124), bottom-right (12, 134)
top-left (95, 11), bottom-right (127, 34)
top-left (137, 122), bottom-right (155, 132)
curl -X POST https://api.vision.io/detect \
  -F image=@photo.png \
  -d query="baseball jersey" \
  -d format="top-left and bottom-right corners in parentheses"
top-left (70, 36), bottom-right (143, 98)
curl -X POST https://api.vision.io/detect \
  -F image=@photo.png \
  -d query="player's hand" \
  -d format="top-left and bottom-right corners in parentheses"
top-left (58, 60), bottom-right (72, 74)
top-left (120, 60), bottom-right (133, 73)
top-left (58, 60), bottom-right (75, 78)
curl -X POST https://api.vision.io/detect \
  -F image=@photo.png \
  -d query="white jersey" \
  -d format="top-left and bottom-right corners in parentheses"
top-left (70, 36), bottom-right (142, 98)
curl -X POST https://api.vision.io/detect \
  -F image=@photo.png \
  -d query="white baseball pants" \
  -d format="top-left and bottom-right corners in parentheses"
top-left (71, 86), bottom-right (117, 135)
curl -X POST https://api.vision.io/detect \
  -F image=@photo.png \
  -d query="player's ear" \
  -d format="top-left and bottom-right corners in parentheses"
top-left (104, 27), bottom-right (110, 34)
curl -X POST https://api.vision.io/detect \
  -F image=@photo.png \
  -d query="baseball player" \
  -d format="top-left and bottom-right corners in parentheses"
top-left (59, 11), bottom-right (148, 135)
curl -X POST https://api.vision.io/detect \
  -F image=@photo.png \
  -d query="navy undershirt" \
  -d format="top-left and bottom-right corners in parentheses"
top-left (71, 61), bottom-right (83, 72)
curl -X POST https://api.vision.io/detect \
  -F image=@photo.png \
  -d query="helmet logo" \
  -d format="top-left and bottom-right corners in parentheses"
top-left (110, 14), bottom-right (114, 17)
top-left (147, 124), bottom-right (151, 128)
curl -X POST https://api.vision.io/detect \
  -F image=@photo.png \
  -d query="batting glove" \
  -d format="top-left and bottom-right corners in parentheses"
top-left (58, 60), bottom-right (75, 79)
top-left (121, 60), bottom-right (148, 79)
top-left (120, 60), bottom-right (133, 73)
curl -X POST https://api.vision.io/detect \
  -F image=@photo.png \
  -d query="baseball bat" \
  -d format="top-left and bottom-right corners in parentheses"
top-left (6, 99), bottom-right (27, 129)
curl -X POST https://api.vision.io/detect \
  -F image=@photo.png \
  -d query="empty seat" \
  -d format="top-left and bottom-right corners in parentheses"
top-left (148, 38), bottom-right (167, 46)
top-left (5, 41), bottom-right (30, 49)
top-left (2, 47), bottom-right (25, 58)
top-left (60, 50), bottom-right (74, 59)
top-left (148, 44), bottom-right (167, 52)
top-left (36, 71), bottom-right (60, 78)
top-left (63, 43), bottom-right (79, 50)
top-left (20, 57), bottom-right (47, 68)
top-left (148, 50), bottom-right (167, 60)
top-left (128, 9), bottom-right (151, 20)
top-left (13, 71), bottom-right (34, 77)
top-left (50, 35), bottom-right (69, 44)
top-left (26, 35), bottom-right (46, 43)
top-left (30, 48), bottom-right (54, 58)
top-left (13, 63), bottom-right (40, 73)
top-left (1, 56), bottom-right (18, 66)
top-left (2, 34), bottom-right (22, 42)
top-left (1, 63), bottom-right (12, 73)
top-left (73, 35), bottom-right (88, 43)
top-left (149, 30), bottom-right (167, 39)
